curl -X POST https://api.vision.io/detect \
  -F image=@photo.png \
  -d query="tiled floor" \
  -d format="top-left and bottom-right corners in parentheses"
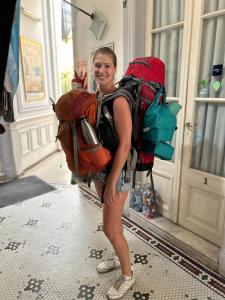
top-left (0, 178), bottom-right (225, 299)
top-left (23, 151), bottom-right (220, 273)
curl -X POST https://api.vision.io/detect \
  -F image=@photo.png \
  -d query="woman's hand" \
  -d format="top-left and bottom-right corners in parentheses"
top-left (103, 181), bottom-right (122, 205)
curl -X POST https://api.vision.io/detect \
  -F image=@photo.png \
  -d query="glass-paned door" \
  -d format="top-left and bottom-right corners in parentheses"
top-left (179, 0), bottom-right (225, 245)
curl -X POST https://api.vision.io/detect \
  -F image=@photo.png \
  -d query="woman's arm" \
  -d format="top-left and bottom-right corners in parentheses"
top-left (103, 96), bottom-right (132, 204)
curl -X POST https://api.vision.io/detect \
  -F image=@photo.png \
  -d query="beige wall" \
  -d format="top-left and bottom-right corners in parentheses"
top-left (72, 0), bottom-right (124, 84)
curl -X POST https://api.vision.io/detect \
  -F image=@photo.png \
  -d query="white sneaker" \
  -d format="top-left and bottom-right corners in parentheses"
top-left (96, 255), bottom-right (121, 273)
top-left (106, 272), bottom-right (135, 299)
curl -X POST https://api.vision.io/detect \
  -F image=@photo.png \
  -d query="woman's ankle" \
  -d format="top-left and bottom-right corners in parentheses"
top-left (122, 270), bottom-right (132, 279)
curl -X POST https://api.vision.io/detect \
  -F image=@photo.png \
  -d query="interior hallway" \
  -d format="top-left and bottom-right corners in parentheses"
top-left (0, 151), bottom-right (225, 299)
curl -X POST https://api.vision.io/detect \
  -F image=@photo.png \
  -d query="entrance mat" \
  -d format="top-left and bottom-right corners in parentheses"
top-left (0, 175), bottom-right (55, 208)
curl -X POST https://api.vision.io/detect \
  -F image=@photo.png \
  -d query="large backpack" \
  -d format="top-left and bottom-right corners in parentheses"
top-left (53, 89), bottom-right (112, 179)
top-left (97, 57), bottom-right (181, 183)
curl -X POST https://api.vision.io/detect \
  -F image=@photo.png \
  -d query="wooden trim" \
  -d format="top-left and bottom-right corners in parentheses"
top-left (151, 21), bottom-right (184, 34)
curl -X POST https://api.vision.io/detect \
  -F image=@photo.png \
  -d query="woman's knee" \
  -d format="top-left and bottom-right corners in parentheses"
top-left (103, 224), bottom-right (123, 241)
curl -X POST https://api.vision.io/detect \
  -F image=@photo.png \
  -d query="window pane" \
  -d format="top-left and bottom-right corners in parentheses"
top-left (204, 0), bottom-right (225, 14)
top-left (198, 15), bottom-right (225, 98)
top-left (152, 27), bottom-right (183, 97)
top-left (191, 102), bottom-right (225, 177)
top-left (153, 0), bottom-right (184, 28)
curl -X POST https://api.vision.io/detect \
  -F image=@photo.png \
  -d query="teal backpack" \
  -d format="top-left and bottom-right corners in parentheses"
top-left (143, 86), bottom-right (182, 160)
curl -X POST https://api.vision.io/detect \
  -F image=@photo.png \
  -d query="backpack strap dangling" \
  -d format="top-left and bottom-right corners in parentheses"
top-left (70, 121), bottom-right (80, 176)
top-left (132, 169), bottom-right (136, 189)
top-left (146, 168), bottom-right (157, 205)
top-left (132, 83), bottom-right (142, 141)
top-left (125, 147), bottom-right (138, 183)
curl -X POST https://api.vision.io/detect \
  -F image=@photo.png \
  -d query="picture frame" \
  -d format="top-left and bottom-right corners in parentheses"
top-left (88, 42), bottom-right (114, 92)
top-left (20, 36), bottom-right (45, 100)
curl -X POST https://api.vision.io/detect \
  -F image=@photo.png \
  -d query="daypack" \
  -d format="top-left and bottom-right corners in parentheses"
top-left (97, 56), bottom-right (181, 180)
top-left (53, 89), bottom-right (112, 179)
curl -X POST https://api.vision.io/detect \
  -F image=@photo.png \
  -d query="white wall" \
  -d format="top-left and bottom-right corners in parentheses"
top-left (72, 0), bottom-right (124, 83)
top-left (0, 0), bottom-right (60, 180)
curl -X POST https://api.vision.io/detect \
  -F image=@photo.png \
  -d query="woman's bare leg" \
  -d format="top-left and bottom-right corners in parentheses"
top-left (94, 180), bottom-right (131, 277)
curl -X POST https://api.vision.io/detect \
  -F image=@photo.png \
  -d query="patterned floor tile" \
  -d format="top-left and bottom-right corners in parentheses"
top-left (0, 183), bottom-right (224, 300)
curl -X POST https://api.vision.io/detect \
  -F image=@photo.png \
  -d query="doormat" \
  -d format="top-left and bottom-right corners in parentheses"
top-left (0, 175), bottom-right (55, 208)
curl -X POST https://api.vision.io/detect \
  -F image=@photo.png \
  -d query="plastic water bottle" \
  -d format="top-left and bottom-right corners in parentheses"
top-left (133, 185), bottom-right (143, 212)
top-left (80, 116), bottom-right (99, 144)
top-left (142, 187), bottom-right (151, 216)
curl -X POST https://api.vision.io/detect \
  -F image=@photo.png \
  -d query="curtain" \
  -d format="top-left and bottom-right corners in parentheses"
top-left (62, 0), bottom-right (78, 43)
top-left (192, 3), bottom-right (225, 177)
top-left (152, 0), bottom-right (184, 97)
top-left (152, 0), bottom-right (184, 160)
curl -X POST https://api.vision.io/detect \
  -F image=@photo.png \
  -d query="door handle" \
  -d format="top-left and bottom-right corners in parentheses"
top-left (185, 122), bottom-right (193, 129)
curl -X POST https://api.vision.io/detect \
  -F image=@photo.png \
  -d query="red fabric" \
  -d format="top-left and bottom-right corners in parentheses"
top-left (125, 57), bottom-right (165, 86)
top-left (125, 57), bottom-right (165, 165)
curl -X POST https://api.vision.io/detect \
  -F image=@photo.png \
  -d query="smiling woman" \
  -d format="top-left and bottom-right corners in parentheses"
top-left (88, 42), bottom-right (114, 92)
top-left (91, 46), bottom-right (135, 299)
top-left (92, 48), bottom-right (117, 93)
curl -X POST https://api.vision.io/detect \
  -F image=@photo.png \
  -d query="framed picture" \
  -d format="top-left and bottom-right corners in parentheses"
top-left (88, 42), bottom-right (114, 92)
top-left (20, 36), bottom-right (45, 100)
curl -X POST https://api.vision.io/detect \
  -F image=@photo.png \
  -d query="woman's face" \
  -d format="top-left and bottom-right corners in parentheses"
top-left (93, 53), bottom-right (116, 88)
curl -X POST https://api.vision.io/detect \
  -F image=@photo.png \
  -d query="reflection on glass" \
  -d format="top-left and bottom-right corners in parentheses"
top-left (191, 102), bottom-right (225, 177)
top-left (152, 27), bottom-right (183, 97)
top-left (153, 0), bottom-right (184, 28)
top-left (204, 0), bottom-right (225, 14)
top-left (198, 15), bottom-right (225, 98)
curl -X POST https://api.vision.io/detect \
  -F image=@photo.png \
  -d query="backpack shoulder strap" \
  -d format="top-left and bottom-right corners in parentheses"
top-left (102, 88), bottom-right (134, 110)
top-left (96, 88), bottom-right (134, 127)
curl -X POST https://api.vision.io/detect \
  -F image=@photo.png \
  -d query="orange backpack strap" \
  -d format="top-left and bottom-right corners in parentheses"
top-left (70, 121), bottom-right (79, 176)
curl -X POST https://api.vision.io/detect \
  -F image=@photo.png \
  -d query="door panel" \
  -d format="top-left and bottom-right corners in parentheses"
top-left (179, 0), bottom-right (225, 246)
top-left (153, 170), bottom-right (174, 220)
top-left (180, 182), bottom-right (225, 245)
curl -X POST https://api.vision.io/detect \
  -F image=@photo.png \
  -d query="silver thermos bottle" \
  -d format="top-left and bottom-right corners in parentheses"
top-left (80, 116), bottom-right (99, 144)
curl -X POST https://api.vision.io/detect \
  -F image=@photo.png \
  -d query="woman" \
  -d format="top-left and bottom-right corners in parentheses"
top-left (93, 47), bottom-right (135, 299)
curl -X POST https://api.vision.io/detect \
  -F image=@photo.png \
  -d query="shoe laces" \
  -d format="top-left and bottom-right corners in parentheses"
top-left (107, 256), bottom-right (117, 264)
top-left (113, 275), bottom-right (126, 290)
